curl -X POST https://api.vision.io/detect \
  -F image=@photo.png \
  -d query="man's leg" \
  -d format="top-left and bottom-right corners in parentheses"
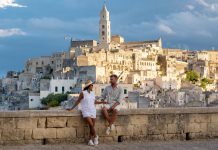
top-left (102, 106), bottom-right (111, 124)
top-left (109, 109), bottom-right (118, 127)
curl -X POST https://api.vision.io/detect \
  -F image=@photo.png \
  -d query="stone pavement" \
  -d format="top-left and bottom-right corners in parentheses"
top-left (1, 140), bottom-right (218, 150)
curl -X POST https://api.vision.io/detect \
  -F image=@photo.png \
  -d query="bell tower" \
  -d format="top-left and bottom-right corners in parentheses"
top-left (99, 5), bottom-right (111, 50)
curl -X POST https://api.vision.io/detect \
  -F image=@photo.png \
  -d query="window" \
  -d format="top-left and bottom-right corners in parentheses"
top-left (55, 86), bottom-right (58, 92)
top-left (124, 89), bottom-right (127, 94)
top-left (62, 86), bottom-right (65, 93)
top-left (52, 61), bottom-right (54, 64)
top-left (102, 25), bottom-right (105, 29)
top-left (36, 62), bottom-right (38, 65)
top-left (101, 89), bottom-right (104, 93)
top-left (30, 99), bottom-right (34, 102)
top-left (102, 31), bottom-right (105, 36)
top-left (70, 86), bottom-right (72, 90)
top-left (42, 61), bottom-right (44, 65)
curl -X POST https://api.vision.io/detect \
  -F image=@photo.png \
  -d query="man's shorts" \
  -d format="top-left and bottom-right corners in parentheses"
top-left (103, 101), bottom-right (121, 111)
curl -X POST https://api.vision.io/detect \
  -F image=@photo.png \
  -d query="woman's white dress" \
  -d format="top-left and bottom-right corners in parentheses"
top-left (80, 90), bottom-right (96, 118)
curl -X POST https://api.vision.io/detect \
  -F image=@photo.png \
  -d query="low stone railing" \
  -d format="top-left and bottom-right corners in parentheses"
top-left (0, 107), bottom-right (218, 145)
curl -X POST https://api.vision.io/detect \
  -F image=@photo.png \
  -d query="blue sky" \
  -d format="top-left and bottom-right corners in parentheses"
top-left (0, 0), bottom-right (218, 76)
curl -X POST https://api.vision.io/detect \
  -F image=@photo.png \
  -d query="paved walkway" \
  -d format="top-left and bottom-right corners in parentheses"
top-left (1, 140), bottom-right (218, 150)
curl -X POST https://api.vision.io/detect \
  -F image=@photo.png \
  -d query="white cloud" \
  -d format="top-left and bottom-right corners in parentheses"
top-left (157, 11), bottom-right (216, 38)
top-left (0, 0), bottom-right (26, 9)
top-left (158, 24), bottom-right (176, 35)
top-left (0, 28), bottom-right (26, 37)
top-left (187, 5), bottom-right (195, 10)
top-left (28, 17), bottom-right (99, 37)
top-left (196, 0), bottom-right (218, 12)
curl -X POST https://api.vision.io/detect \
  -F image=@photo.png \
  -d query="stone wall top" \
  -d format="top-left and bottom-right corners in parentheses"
top-left (1, 107), bottom-right (218, 118)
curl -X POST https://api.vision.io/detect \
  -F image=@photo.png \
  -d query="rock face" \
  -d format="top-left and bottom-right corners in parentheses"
top-left (0, 108), bottom-right (218, 145)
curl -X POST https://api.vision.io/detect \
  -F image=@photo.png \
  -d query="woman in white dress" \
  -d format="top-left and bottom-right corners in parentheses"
top-left (67, 80), bottom-right (107, 146)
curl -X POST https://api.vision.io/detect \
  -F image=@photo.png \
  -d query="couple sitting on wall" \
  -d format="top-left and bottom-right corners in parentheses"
top-left (67, 74), bottom-right (123, 146)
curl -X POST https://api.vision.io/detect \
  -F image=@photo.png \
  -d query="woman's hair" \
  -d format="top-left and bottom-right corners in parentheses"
top-left (83, 84), bottom-right (93, 91)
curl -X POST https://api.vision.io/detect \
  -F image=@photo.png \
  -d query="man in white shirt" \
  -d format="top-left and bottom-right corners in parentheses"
top-left (100, 74), bottom-right (123, 135)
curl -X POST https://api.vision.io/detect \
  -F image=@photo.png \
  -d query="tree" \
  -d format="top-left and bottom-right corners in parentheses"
top-left (41, 93), bottom-right (68, 107)
top-left (186, 71), bottom-right (199, 84)
top-left (200, 78), bottom-right (213, 90)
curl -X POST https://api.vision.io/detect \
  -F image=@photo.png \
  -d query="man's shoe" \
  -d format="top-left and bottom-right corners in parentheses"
top-left (88, 139), bottom-right (95, 146)
top-left (106, 127), bottom-right (111, 135)
top-left (94, 135), bottom-right (99, 145)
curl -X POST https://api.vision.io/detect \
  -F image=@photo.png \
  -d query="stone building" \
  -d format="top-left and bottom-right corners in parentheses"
top-left (197, 51), bottom-right (209, 61)
top-left (2, 77), bottom-right (18, 94)
top-left (25, 52), bottom-right (69, 75)
top-left (17, 73), bottom-right (33, 91)
top-left (0, 79), bottom-right (2, 95)
top-left (25, 56), bottom-right (54, 75)
top-left (29, 92), bottom-right (41, 109)
top-left (111, 35), bottom-right (124, 44)
top-left (192, 60), bottom-right (209, 78)
top-left (163, 49), bottom-right (188, 61)
top-left (71, 40), bottom-right (97, 48)
top-left (208, 50), bottom-right (218, 63)
top-left (155, 57), bottom-right (187, 90)
top-left (99, 5), bottom-right (111, 50)
top-left (40, 78), bottom-right (77, 99)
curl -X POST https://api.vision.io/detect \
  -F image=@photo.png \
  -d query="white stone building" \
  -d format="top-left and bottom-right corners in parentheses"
top-left (40, 78), bottom-right (77, 99)
top-left (155, 76), bottom-right (181, 90)
top-left (197, 51), bottom-right (209, 61)
top-left (29, 93), bottom-right (41, 109)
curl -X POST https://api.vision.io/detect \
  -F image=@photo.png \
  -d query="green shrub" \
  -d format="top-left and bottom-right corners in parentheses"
top-left (200, 78), bottom-right (213, 90)
top-left (185, 71), bottom-right (199, 84)
top-left (41, 93), bottom-right (68, 107)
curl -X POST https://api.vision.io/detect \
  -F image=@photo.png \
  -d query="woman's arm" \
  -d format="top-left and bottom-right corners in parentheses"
top-left (67, 92), bottom-right (83, 111)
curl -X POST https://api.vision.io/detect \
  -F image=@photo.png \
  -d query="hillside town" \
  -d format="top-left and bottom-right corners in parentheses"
top-left (0, 5), bottom-right (218, 110)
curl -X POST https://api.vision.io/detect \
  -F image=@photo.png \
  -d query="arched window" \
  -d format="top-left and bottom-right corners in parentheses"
top-left (102, 31), bottom-right (105, 36)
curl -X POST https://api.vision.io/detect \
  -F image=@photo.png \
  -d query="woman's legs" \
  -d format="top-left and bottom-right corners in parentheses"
top-left (91, 118), bottom-right (97, 138)
top-left (92, 118), bottom-right (96, 128)
top-left (84, 117), bottom-right (96, 140)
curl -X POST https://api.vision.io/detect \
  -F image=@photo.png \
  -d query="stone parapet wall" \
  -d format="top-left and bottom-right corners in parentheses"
top-left (0, 108), bottom-right (218, 145)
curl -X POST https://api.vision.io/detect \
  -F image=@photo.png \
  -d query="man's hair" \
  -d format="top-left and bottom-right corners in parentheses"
top-left (110, 74), bottom-right (118, 79)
